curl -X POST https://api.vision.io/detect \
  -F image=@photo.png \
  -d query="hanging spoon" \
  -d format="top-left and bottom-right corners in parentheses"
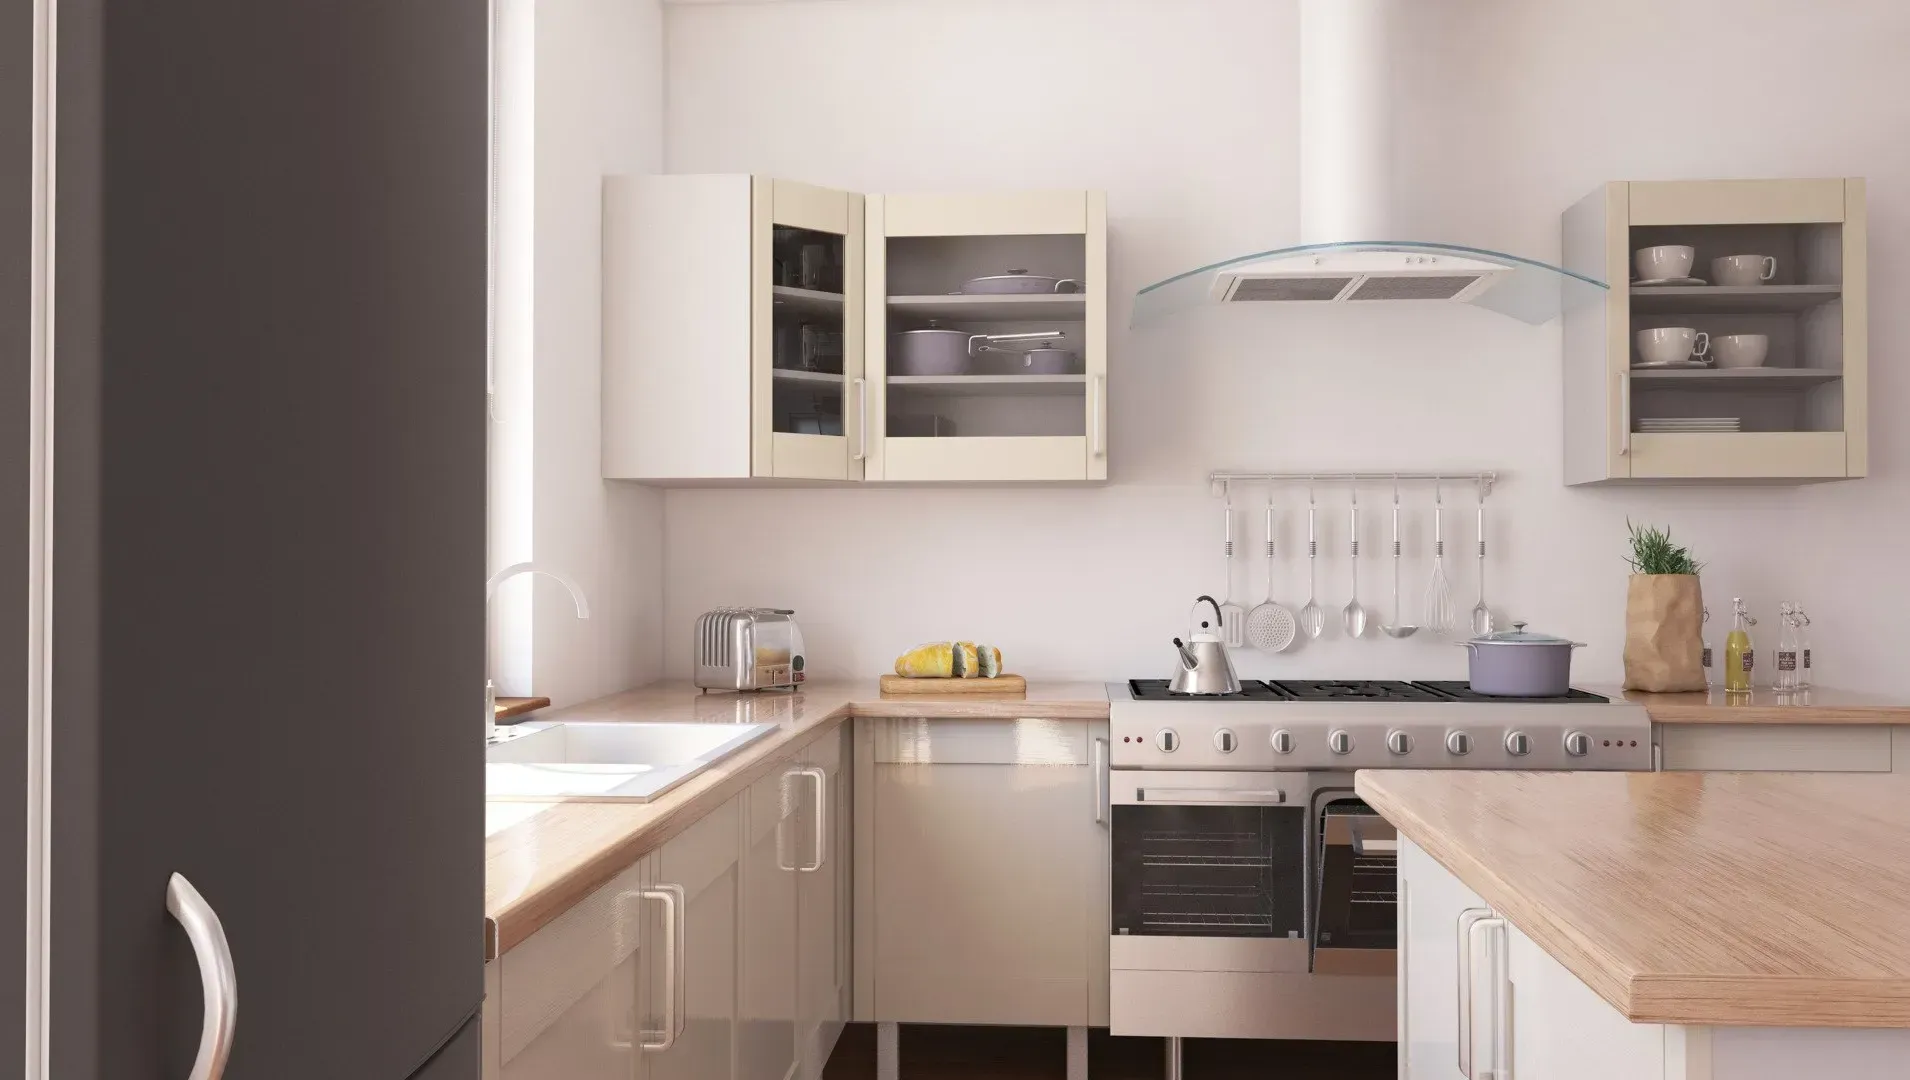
top-left (1298, 484), bottom-right (1325, 639)
top-left (1471, 484), bottom-right (1495, 636)
top-left (1342, 490), bottom-right (1368, 639)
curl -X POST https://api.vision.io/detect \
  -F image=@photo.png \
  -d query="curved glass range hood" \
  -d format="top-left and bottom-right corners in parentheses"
top-left (1129, 240), bottom-right (1609, 329)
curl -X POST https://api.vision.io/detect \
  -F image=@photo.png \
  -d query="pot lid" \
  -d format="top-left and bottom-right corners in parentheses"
top-left (968, 268), bottom-right (1043, 282)
top-left (897, 321), bottom-right (963, 335)
top-left (1470, 621), bottom-right (1578, 646)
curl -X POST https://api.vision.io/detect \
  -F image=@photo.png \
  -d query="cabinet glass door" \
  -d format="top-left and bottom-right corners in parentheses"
top-left (755, 180), bottom-right (863, 480)
top-left (865, 192), bottom-right (1107, 482)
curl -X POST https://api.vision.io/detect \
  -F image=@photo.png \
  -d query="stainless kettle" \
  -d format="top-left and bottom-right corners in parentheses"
top-left (1170, 595), bottom-right (1242, 696)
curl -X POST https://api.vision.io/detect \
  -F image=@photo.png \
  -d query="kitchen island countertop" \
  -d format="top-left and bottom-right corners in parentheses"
top-left (1356, 768), bottom-right (1910, 1028)
top-left (484, 679), bottom-right (1109, 957)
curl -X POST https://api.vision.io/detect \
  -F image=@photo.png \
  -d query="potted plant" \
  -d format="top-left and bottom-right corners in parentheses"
top-left (1622, 522), bottom-right (1706, 692)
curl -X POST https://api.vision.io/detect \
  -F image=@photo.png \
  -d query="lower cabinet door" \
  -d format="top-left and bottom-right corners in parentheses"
top-left (1506, 922), bottom-right (1667, 1080)
top-left (1399, 838), bottom-right (1490, 1080)
top-left (870, 718), bottom-right (1099, 1026)
top-left (797, 727), bottom-right (850, 1080)
top-left (738, 764), bottom-right (801, 1080)
top-left (502, 952), bottom-right (639, 1080)
top-left (498, 860), bottom-right (648, 1080)
top-left (641, 795), bottom-right (741, 1080)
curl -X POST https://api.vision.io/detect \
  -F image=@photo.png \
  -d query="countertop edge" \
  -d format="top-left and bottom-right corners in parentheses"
top-left (1645, 704), bottom-right (1910, 725)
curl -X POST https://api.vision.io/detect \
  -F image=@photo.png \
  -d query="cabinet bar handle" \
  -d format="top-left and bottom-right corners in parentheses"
top-left (1619, 371), bottom-right (1631, 456)
top-left (1456, 906), bottom-right (1492, 1079)
top-left (1091, 738), bottom-right (1109, 825)
top-left (800, 766), bottom-right (827, 872)
top-left (168, 873), bottom-right (238, 1080)
top-left (1139, 788), bottom-right (1284, 805)
top-left (1090, 374), bottom-right (1106, 458)
top-left (852, 377), bottom-right (868, 461)
top-left (638, 884), bottom-right (684, 1051)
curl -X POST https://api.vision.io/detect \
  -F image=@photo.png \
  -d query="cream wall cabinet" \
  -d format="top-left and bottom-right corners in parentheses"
top-left (1563, 178), bottom-right (1867, 484)
top-left (864, 191), bottom-right (1109, 482)
top-left (854, 717), bottom-right (1110, 1027)
top-left (603, 175), bottom-right (866, 482)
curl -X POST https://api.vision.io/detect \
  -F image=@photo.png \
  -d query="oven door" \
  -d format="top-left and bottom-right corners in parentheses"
top-left (1314, 801), bottom-right (1398, 976)
top-left (1108, 770), bottom-right (1396, 1042)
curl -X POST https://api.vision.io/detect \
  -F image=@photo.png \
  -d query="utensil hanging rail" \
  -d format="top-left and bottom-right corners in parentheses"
top-left (1208, 471), bottom-right (1498, 498)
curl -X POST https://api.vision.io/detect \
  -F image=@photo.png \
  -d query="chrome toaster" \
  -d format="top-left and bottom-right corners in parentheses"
top-left (693, 608), bottom-right (807, 691)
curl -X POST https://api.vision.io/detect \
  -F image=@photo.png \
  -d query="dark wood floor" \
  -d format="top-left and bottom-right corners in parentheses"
top-left (823, 1024), bottom-right (1397, 1080)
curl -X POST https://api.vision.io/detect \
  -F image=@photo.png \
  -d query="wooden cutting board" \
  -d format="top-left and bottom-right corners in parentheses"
top-left (879, 674), bottom-right (1027, 696)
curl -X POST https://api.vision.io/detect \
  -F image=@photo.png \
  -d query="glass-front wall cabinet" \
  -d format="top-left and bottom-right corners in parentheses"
top-left (1563, 178), bottom-right (1867, 484)
top-left (865, 191), bottom-right (1108, 482)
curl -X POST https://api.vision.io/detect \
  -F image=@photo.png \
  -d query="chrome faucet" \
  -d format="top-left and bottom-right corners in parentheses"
top-left (485, 562), bottom-right (590, 741)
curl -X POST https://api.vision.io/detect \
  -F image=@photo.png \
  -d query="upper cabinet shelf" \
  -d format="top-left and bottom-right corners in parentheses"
top-left (887, 292), bottom-right (1087, 322)
top-left (771, 285), bottom-right (847, 317)
top-left (1628, 283), bottom-right (1842, 314)
top-left (1562, 178), bottom-right (1867, 485)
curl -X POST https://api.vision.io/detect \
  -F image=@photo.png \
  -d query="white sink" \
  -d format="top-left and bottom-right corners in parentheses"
top-left (485, 721), bottom-right (778, 802)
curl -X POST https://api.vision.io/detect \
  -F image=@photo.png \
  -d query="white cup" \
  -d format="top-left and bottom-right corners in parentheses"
top-left (1711, 254), bottom-right (1777, 286)
top-left (1634, 244), bottom-right (1695, 281)
top-left (1636, 326), bottom-right (1711, 366)
top-left (1712, 333), bottom-right (1770, 369)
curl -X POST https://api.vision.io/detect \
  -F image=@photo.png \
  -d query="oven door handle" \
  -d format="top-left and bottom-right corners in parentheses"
top-left (1138, 788), bottom-right (1286, 805)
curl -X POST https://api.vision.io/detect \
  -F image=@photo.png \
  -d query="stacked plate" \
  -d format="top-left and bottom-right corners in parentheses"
top-left (1636, 417), bottom-right (1741, 433)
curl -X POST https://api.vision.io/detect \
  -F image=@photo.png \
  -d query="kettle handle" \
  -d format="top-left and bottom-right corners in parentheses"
top-left (1194, 594), bottom-right (1223, 628)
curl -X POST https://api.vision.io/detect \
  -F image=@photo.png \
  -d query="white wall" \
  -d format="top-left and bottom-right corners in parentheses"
top-left (657, 0), bottom-right (1908, 689)
top-left (497, 0), bottom-right (667, 706)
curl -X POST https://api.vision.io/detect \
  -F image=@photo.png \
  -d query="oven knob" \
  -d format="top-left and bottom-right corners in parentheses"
top-left (1505, 730), bottom-right (1533, 757)
top-left (1327, 729), bottom-right (1354, 756)
top-left (1446, 730), bottom-right (1473, 756)
top-left (1386, 730), bottom-right (1415, 756)
top-left (1155, 729), bottom-right (1180, 753)
top-left (1564, 730), bottom-right (1592, 757)
top-left (1214, 728), bottom-right (1238, 754)
top-left (1270, 729), bottom-right (1296, 755)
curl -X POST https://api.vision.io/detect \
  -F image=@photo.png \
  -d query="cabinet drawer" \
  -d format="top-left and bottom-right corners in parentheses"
top-left (874, 717), bottom-right (1091, 765)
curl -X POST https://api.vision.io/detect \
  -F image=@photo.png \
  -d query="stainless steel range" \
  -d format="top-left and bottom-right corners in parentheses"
top-left (1104, 678), bottom-right (1651, 1060)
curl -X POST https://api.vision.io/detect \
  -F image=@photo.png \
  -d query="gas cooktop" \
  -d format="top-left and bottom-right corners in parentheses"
top-left (1124, 678), bottom-right (1609, 704)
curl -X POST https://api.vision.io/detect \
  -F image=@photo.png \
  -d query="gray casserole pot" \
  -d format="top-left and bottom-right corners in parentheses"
top-left (1457, 622), bottom-right (1586, 697)
top-left (892, 324), bottom-right (1064, 376)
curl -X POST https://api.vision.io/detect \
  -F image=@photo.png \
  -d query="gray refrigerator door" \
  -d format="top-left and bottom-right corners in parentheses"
top-left (45, 1), bottom-right (488, 1077)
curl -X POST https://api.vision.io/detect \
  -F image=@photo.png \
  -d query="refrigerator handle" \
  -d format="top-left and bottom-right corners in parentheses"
top-left (167, 873), bottom-right (238, 1080)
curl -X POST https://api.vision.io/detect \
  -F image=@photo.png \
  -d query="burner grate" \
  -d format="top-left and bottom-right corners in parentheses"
top-left (1125, 679), bottom-right (1293, 702)
top-left (1271, 680), bottom-right (1446, 702)
top-left (1413, 680), bottom-right (1610, 704)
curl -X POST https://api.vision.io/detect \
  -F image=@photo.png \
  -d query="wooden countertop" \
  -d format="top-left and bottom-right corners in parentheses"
top-left (1357, 769), bottom-right (1910, 1028)
top-left (1607, 684), bottom-right (1910, 725)
top-left (493, 696), bottom-right (549, 721)
top-left (485, 679), bottom-right (1109, 957)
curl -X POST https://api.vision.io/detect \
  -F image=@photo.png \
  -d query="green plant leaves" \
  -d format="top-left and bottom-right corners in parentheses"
top-left (1626, 520), bottom-right (1703, 576)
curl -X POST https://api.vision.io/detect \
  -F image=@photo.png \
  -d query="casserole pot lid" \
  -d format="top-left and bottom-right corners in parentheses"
top-left (898, 320), bottom-right (963, 336)
top-left (967, 268), bottom-right (1042, 283)
top-left (1470, 621), bottom-right (1575, 645)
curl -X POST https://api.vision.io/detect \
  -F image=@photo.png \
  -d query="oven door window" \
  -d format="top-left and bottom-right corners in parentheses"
top-left (1111, 804), bottom-right (1306, 938)
top-left (1315, 805), bottom-right (1398, 952)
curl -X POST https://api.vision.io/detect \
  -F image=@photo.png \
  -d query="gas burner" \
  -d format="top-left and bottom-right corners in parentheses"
top-left (1414, 680), bottom-right (1609, 704)
top-left (1126, 679), bottom-right (1293, 702)
top-left (1272, 680), bottom-right (1446, 702)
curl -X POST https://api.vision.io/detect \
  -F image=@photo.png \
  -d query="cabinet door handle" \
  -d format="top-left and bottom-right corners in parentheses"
top-left (168, 873), bottom-right (238, 1080)
top-left (799, 766), bottom-right (827, 872)
top-left (1456, 906), bottom-right (1493, 1079)
top-left (638, 884), bottom-right (685, 1051)
top-left (852, 377), bottom-right (868, 461)
top-left (1619, 371), bottom-right (1631, 456)
top-left (1139, 788), bottom-right (1284, 805)
top-left (776, 769), bottom-right (801, 872)
top-left (1091, 738), bottom-right (1109, 826)
top-left (1090, 374), bottom-right (1106, 458)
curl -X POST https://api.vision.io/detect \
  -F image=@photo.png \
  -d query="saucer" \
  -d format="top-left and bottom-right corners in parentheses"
top-left (1630, 360), bottom-right (1714, 370)
top-left (1632, 276), bottom-right (1708, 287)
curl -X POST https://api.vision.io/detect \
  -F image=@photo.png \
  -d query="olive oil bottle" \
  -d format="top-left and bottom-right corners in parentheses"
top-left (1724, 597), bottom-right (1757, 694)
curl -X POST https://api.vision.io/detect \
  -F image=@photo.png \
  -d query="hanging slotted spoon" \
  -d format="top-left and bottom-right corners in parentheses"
top-left (1379, 486), bottom-right (1418, 638)
top-left (1298, 490), bottom-right (1325, 639)
top-left (1245, 497), bottom-right (1299, 653)
top-left (1217, 489), bottom-right (1246, 647)
top-left (1342, 492), bottom-right (1368, 639)
top-left (1471, 487), bottom-right (1495, 636)
top-left (1424, 484), bottom-right (1457, 635)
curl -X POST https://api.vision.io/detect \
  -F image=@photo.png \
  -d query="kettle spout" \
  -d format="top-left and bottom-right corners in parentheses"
top-left (1173, 637), bottom-right (1198, 671)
